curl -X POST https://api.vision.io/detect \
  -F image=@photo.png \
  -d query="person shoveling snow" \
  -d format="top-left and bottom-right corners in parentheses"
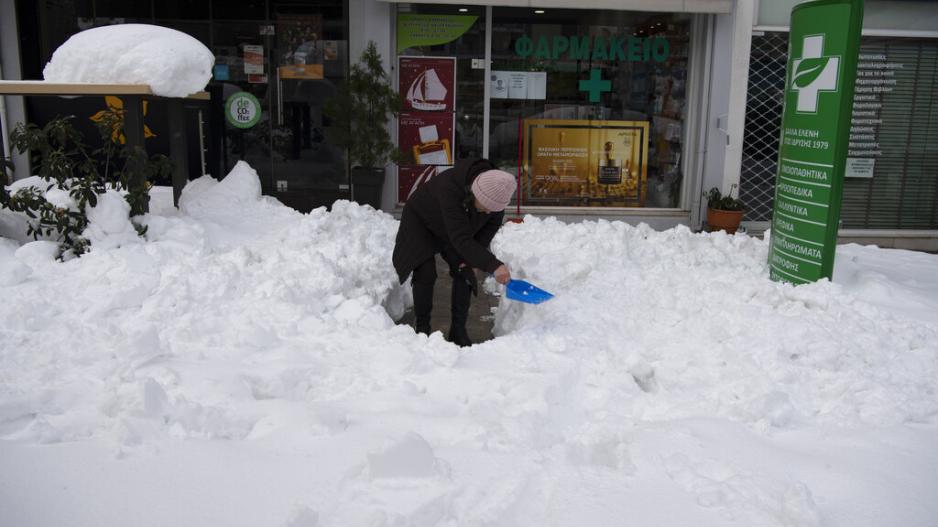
top-left (392, 159), bottom-right (517, 346)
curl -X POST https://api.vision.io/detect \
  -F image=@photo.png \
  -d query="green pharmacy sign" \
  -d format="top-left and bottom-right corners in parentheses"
top-left (514, 35), bottom-right (669, 63)
top-left (768, 0), bottom-right (864, 285)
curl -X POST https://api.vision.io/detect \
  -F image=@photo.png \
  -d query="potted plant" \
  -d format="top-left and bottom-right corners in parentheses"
top-left (324, 41), bottom-right (402, 209)
top-left (704, 184), bottom-right (746, 234)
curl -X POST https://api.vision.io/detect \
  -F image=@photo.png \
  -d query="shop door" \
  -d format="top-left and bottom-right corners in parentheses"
top-left (215, 2), bottom-right (349, 213)
top-left (269, 2), bottom-right (349, 211)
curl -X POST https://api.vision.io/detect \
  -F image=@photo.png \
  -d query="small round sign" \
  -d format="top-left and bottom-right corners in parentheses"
top-left (225, 92), bottom-right (262, 129)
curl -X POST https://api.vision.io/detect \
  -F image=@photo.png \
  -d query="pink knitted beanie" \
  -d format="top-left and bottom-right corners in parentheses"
top-left (471, 170), bottom-right (517, 212)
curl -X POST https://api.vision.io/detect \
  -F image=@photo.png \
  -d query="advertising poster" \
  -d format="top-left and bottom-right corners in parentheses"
top-left (243, 45), bottom-right (264, 75)
top-left (399, 57), bottom-right (456, 112)
top-left (277, 14), bottom-right (323, 80)
top-left (398, 165), bottom-right (452, 203)
top-left (398, 56), bottom-right (457, 202)
top-left (399, 112), bottom-right (455, 166)
top-left (523, 119), bottom-right (649, 205)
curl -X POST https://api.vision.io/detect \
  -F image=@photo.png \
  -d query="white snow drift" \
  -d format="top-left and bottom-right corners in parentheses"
top-left (1, 161), bottom-right (937, 527)
top-left (43, 24), bottom-right (214, 97)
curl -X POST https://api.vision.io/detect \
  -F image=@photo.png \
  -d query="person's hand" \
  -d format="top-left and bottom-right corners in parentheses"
top-left (493, 264), bottom-right (511, 285)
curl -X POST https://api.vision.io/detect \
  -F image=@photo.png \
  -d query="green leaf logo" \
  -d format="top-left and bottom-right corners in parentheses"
top-left (792, 57), bottom-right (829, 89)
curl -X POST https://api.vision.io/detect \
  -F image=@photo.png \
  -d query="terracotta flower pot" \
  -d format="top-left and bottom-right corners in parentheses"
top-left (707, 207), bottom-right (745, 234)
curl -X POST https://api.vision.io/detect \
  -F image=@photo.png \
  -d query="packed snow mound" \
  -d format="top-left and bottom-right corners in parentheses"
top-left (179, 160), bottom-right (263, 215)
top-left (1, 161), bottom-right (937, 526)
top-left (43, 24), bottom-right (214, 97)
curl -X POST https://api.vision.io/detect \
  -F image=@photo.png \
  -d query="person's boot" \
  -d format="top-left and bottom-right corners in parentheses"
top-left (447, 325), bottom-right (472, 347)
top-left (447, 272), bottom-right (473, 347)
top-left (413, 282), bottom-right (433, 335)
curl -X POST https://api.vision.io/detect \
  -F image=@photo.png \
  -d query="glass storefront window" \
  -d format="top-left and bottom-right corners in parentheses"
top-left (93, 0), bottom-right (152, 19)
top-left (16, 0), bottom-right (350, 213)
top-left (394, 4), bottom-right (487, 204)
top-left (210, 0), bottom-right (266, 21)
top-left (396, 4), bottom-right (487, 159)
top-left (490, 8), bottom-right (691, 208)
top-left (155, 1), bottom-right (210, 20)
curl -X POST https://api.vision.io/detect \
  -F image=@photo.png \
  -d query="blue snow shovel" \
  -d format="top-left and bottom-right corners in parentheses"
top-left (506, 279), bottom-right (554, 304)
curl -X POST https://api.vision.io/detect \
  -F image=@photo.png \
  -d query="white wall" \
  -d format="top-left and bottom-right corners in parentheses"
top-left (349, 0), bottom-right (398, 211)
top-left (701, 11), bottom-right (734, 203)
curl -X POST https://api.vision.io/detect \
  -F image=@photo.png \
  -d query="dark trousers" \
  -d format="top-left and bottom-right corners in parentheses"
top-left (412, 254), bottom-right (472, 343)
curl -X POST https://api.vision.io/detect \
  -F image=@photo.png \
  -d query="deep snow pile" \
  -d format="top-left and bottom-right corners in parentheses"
top-left (492, 218), bottom-right (938, 428)
top-left (1, 162), bottom-right (937, 527)
top-left (43, 24), bottom-right (214, 97)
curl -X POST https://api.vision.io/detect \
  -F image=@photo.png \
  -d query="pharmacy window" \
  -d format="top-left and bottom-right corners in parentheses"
top-left (490, 8), bottom-right (691, 208)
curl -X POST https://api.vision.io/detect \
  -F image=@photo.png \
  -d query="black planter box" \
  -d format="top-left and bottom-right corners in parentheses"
top-left (351, 167), bottom-right (385, 210)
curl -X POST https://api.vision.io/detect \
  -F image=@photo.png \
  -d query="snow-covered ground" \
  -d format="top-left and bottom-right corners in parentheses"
top-left (1, 162), bottom-right (937, 527)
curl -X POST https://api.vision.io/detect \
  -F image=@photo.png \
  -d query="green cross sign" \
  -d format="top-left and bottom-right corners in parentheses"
top-left (579, 68), bottom-right (611, 103)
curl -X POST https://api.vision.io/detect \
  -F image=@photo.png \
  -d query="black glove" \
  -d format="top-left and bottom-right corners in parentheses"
top-left (456, 265), bottom-right (479, 297)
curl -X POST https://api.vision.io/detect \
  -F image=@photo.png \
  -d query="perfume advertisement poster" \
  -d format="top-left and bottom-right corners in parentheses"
top-left (399, 57), bottom-right (456, 112)
top-left (399, 112), bottom-right (455, 167)
top-left (524, 119), bottom-right (649, 205)
top-left (398, 165), bottom-right (452, 203)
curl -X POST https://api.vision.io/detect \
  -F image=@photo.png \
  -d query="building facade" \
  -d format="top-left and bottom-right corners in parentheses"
top-left (1, 0), bottom-right (936, 248)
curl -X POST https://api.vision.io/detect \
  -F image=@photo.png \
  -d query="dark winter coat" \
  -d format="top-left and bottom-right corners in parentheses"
top-left (392, 158), bottom-right (507, 284)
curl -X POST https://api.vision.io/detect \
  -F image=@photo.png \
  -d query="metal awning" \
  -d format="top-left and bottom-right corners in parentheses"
top-left (0, 81), bottom-right (209, 99)
top-left (381, 0), bottom-right (732, 14)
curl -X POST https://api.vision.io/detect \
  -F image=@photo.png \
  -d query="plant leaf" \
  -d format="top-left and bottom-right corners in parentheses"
top-left (792, 57), bottom-right (828, 89)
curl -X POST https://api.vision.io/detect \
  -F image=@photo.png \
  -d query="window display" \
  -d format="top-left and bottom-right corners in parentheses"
top-left (523, 119), bottom-right (649, 205)
top-left (489, 8), bottom-right (690, 208)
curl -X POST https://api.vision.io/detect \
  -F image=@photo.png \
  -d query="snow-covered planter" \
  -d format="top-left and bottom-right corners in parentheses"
top-left (0, 116), bottom-right (170, 258)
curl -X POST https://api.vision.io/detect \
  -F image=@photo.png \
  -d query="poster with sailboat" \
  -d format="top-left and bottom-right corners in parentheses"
top-left (398, 57), bottom-right (456, 112)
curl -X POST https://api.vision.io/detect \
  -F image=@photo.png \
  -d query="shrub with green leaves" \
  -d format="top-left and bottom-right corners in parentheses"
top-left (704, 184), bottom-right (745, 212)
top-left (0, 114), bottom-right (171, 259)
top-left (323, 41), bottom-right (402, 168)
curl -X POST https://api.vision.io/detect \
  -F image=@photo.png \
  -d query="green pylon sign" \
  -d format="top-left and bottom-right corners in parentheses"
top-left (767, 0), bottom-right (864, 285)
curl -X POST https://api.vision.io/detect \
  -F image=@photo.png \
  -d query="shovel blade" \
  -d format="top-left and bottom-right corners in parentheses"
top-left (506, 279), bottom-right (554, 304)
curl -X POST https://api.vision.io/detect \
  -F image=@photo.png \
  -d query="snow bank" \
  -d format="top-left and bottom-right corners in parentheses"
top-left (492, 217), bottom-right (938, 429)
top-left (2, 178), bottom-right (143, 251)
top-left (1, 161), bottom-right (937, 527)
top-left (43, 24), bottom-right (214, 97)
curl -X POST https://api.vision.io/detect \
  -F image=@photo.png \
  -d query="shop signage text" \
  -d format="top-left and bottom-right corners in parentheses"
top-left (846, 52), bottom-right (903, 177)
top-left (515, 35), bottom-right (669, 62)
top-left (767, 0), bottom-right (863, 285)
top-left (397, 14), bottom-right (478, 53)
